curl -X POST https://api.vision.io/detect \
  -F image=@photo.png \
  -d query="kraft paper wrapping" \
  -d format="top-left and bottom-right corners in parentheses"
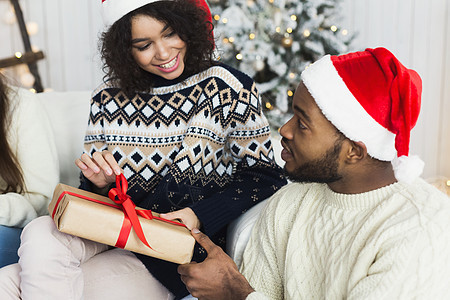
top-left (48, 184), bottom-right (195, 264)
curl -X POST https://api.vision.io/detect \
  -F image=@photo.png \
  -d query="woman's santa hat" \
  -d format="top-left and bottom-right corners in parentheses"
top-left (101, 0), bottom-right (212, 27)
top-left (301, 47), bottom-right (424, 183)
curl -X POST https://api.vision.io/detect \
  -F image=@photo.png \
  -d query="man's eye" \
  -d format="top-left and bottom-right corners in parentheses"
top-left (298, 119), bottom-right (307, 129)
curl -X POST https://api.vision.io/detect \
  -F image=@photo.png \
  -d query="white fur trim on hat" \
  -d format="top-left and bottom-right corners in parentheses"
top-left (301, 55), bottom-right (396, 162)
top-left (101, 0), bottom-right (166, 27)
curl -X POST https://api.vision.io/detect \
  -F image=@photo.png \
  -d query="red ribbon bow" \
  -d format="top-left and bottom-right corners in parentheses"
top-left (108, 174), bottom-right (154, 250)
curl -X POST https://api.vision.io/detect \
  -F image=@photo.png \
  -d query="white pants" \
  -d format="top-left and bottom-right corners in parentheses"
top-left (0, 216), bottom-right (175, 300)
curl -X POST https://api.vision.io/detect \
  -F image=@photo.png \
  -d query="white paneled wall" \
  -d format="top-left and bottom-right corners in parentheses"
top-left (0, 0), bottom-right (449, 179)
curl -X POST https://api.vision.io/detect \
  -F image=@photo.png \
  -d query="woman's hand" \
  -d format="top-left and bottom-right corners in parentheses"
top-left (160, 208), bottom-right (201, 230)
top-left (75, 150), bottom-right (122, 189)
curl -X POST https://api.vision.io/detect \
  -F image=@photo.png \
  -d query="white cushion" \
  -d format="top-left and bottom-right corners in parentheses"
top-left (36, 91), bottom-right (91, 187)
top-left (226, 199), bottom-right (268, 268)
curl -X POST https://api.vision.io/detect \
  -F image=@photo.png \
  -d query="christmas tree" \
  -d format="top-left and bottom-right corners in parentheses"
top-left (209, 0), bottom-right (353, 129)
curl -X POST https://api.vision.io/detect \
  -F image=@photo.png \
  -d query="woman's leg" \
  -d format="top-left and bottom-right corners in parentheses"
top-left (0, 226), bottom-right (22, 268)
top-left (0, 264), bottom-right (21, 299)
top-left (82, 248), bottom-right (175, 300)
top-left (18, 216), bottom-right (109, 300)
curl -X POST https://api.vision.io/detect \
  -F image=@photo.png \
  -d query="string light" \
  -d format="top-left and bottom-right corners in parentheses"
top-left (3, 10), bottom-right (16, 25)
top-left (287, 90), bottom-right (294, 97)
top-left (15, 52), bottom-right (22, 58)
top-left (253, 58), bottom-right (265, 71)
top-left (222, 18), bottom-right (228, 24)
top-left (289, 72), bottom-right (295, 79)
top-left (290, 15), bottom-right (297, 21)
top-left (223, 38), bottom-right (229, 44)
top-left (281, 37), bottom-right (293, 48)
top-left (275, 27), bottom-right (281, 33)
top-left (249, 33), bottom-right (256, 39)
top-left (341, 29), bottom-right (348, 36)
top-left (228, 37), bottom-right (235, 43)
top-left (303, 29), bottom-right (310, 37)
top-left (236, 53), bottom-right (243, 60)
top-left (20, 72), bottom-right (35, 87)
top-left (330, 25), bottom-right (337, 32)
top-left (26, 22), bottom-right (39, 36)
top-left (265, 102), bottom-right (273, 109)
top-left (286, 27), bottom-right (293, 33)
top-left (213, 14), bottom-right (220, 21)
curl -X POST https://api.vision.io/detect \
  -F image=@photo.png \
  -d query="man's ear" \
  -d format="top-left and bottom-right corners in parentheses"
top-left (344, 140), bottom-right (367, 164)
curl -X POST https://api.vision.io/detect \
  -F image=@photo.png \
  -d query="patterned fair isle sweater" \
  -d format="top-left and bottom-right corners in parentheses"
top-left (241, 179), bottom-right (450, 300)
top-left (80, 63), bottom-right (286, 297)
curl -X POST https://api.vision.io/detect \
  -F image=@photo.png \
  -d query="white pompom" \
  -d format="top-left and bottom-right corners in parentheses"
top-left (392, 155), bottom-right (425, 184)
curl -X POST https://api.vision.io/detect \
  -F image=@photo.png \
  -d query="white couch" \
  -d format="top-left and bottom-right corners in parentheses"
top-left (36, 90), bottom-right (284, 268)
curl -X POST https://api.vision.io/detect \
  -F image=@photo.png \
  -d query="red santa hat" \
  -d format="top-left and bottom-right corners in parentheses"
top-left (301, 47), bottom-right (424, 183)
top-left (101, 0), bottom-right (212, 28)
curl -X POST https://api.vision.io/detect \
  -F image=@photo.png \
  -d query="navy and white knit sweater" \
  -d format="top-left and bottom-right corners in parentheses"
top-left (80, 63), bottom-right (286, 298)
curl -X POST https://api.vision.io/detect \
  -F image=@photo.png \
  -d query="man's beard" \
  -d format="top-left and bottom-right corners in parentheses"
top-left (284, 141), bottom-right (343, 184)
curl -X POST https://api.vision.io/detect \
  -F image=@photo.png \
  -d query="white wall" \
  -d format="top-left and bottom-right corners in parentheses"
top-left (1, 0), bottom-right (449, 179)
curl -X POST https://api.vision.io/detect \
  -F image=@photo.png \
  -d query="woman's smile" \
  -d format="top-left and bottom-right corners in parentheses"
top-left (155, 53), bottom-right (180, 72)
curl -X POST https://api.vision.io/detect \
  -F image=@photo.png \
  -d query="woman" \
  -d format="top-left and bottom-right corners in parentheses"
top-left (1, 0), bottom-right (286, 299)
top-left (0, 73), bottom-right (58, 267)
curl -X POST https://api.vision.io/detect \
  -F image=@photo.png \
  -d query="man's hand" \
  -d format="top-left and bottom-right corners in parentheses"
top-left (178, 229), bottom-right (254, 300)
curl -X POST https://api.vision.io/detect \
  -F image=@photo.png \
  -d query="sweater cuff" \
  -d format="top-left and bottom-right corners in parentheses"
top-left (78, 173), bottom-right (93, 191)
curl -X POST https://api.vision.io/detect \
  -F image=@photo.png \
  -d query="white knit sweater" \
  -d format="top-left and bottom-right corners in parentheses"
top-left (0, 87), bottom-right (59, 227)
top-left (241, 179), bottom-right (450, 299)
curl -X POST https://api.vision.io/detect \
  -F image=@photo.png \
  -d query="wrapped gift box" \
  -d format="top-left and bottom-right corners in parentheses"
top-left (49, 183), bottom-right (195, 264)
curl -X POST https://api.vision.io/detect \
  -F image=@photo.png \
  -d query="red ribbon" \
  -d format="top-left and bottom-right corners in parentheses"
top-left (52, 174), bottom-right (186, 251)
top-left (108, 174), bottom-right (155, 249)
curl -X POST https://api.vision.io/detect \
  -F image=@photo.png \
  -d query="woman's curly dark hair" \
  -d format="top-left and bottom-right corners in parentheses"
top-left (100, 0), bottom-right (215, 95)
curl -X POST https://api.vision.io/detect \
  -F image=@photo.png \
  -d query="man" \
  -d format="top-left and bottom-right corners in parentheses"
top-left (178, 47), bottom-right (450, 299)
